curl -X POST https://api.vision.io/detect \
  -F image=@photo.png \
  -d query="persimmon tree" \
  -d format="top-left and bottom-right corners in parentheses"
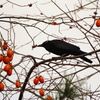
top-left (0, 0), bottom-right (100, 100)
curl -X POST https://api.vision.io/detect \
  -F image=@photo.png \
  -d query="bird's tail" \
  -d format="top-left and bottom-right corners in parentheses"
top-left (80, 56), bottom-right (92, 63)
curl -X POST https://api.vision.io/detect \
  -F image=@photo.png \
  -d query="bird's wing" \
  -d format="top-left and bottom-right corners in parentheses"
top-left (50, 40), bottom-right (80, 51)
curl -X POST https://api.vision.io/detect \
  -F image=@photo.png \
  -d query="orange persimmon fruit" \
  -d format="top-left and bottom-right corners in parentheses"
top-left (2, 42), bottom-right (8, 50)
top-left (0, 82), bottom-right (4, 91)
top-left (51, 22), bottom-right (57, 25)
top-left (33, 77), bottom-right (39, 85)
top-left (46, 95), bottom-right (53, 100)
top-left (4, 64), bottom-right (11, 72)
top-left (7, 68), bottom-right (12, 76)
top-left (3, 56), bottom-right (10, 64)
top-left (39, 89), bottom-right (44, 96)
top-left (0, 54), bottom-right (3, 62)
top-left (7, 49), bottom-right (14, 57)
top-left (39, 76), bottom-right (44, 83)
top-left (96, 19), bottom-right (100, 27)
top-left (15, 80), bottom-right (21, 88)
top-left (9, 56), bottom-right (13, 61)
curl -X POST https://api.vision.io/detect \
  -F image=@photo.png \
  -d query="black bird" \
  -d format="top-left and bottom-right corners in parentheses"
top-left (38, 39), bottom-right (92, 63)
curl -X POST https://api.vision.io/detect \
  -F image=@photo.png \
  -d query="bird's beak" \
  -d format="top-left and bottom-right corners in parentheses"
top-left (37, 44), bottom-right (43, 47)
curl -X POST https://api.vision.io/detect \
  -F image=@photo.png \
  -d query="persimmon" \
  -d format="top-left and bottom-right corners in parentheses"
top-left (33, 77), bottom-right (39, 85)
top-left (15, 80), bottom-right (21, 88)
top-left (2, 42), bottom-right (8, 50)
top-left (96, 19), bottom-right (100, 27)
top-left (0, 82), bottom-right (4, 91)
top-left (0, 54), bottom-right (3, 62)
top-left (7, 49), bottom-right (14, 57)
top-left (39, 76), bottom-right (44, 83)
top-left (39, 89), bottom-right (44, 96)
top-left (51, 22), bottom-right (57, 25)
top-left (4, 64), bottom-right (11, 72)
top-left (7, 68), bottom-right (12, 76)
top-left (46, 95), bottom-right (53, 100)
top-left (9, 56), bottom-right (13, 61)
top-left (3, 56), bottom-right (10, 64)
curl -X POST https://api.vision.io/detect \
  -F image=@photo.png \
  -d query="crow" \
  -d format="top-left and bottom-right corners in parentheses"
top-left (38, 39), bottom-right (92, 63)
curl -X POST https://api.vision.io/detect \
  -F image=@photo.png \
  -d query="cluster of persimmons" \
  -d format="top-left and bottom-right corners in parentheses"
top-left (0, 41), bottom-right (21, 91)
top-left (33, 76), bottom-right (53, 100)
top-left (0, 41), bottom-right (53, 100)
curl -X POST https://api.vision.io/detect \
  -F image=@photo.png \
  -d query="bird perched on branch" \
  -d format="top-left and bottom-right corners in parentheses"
top-left (38, 39), bottom-right (92, 63)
